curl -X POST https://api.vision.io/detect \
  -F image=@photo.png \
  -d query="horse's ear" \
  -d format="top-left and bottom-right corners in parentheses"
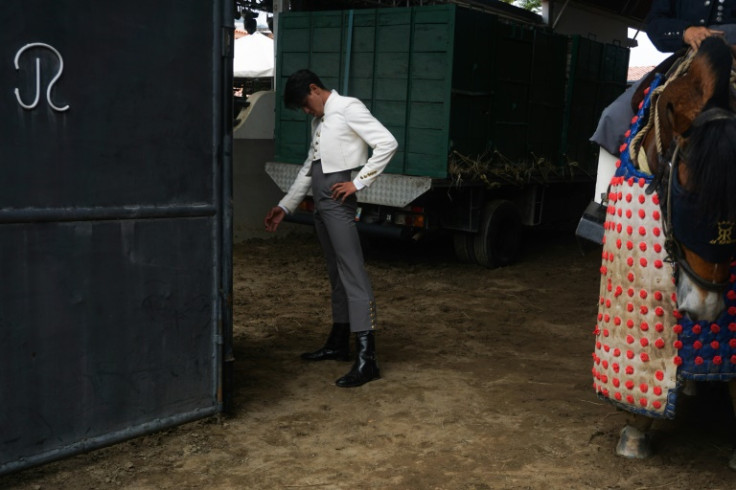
top-left (658, 53), bottom-right (718, 135)
top-left (688, 54), bottom-right (717, 104)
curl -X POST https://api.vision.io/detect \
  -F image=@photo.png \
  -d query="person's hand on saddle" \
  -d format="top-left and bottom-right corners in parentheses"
top-left (683, 26), bottom-right (725, 51)
top-left (265, 206), bottom-right (285, 232)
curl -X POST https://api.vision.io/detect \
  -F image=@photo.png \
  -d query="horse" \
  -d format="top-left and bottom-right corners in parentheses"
top-left (642, 37), bottom-right (736, 322)
top-left (593, 36), bottom-right (736, 468)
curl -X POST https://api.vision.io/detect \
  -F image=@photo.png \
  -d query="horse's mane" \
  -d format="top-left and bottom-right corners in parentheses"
top-left (700, 37), bottom-right (733, 108)
top-left (685, 113), bottom-right (736, 221)
top-left (679, 37), bottom-right (736, 221)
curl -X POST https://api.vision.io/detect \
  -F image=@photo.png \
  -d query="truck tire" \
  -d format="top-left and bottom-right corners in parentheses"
top-left (453, 232), bottom-right (476, 263)
top-left (473, 199), bottom-right (522, 268)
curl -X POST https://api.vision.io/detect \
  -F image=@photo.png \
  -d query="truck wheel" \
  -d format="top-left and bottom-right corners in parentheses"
top-left (453, 232), bottom-right (476, 263)
top-left (473, 200), bottom-right (522, 268)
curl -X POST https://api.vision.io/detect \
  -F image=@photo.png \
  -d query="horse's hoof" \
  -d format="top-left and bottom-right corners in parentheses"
top-left (615, 425), bottom-right (652, 459)
top-left (728, 451), bottom-right (736, 471)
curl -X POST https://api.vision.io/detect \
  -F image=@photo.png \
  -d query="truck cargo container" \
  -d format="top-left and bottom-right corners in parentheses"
top-left (266, 3), bottom-right (628, 266)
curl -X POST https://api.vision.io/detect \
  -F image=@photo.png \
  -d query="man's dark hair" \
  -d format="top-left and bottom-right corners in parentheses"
top-left (283, 69), bottom-right (327, 110)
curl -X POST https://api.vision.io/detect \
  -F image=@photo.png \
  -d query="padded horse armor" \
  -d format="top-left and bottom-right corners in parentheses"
top-left (593, 75), bottom-right (736, 419)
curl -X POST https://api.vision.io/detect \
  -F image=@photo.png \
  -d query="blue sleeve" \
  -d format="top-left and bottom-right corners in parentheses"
top-left (645, 0), bottom-right (691, 53)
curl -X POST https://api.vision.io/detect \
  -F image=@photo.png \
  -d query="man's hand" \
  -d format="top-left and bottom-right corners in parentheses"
top-left (264, 206), bottom-right (285, 232)
top-left (331, 181), bottom-right (357, 203)
top-left (683, 26), bottom-right (725, 51)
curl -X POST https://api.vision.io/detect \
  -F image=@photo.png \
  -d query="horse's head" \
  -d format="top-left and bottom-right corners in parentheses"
top-left (651, 36), bottom-right (736, 322)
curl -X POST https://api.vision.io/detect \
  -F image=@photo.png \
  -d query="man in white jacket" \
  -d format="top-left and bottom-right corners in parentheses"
top-left (264, 69), bottom-right (398, 387)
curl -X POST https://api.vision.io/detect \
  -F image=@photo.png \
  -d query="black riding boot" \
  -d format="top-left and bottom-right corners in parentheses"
top-left (301, 322), bottom-right (351, 361)
top-left (336, 330), bottom-right (380, 387)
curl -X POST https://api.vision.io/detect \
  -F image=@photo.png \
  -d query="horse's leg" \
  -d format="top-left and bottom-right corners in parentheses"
top-left (728, 380), bottom-right (736, 470)
top-left (616, 414), bottom-right (654, 458)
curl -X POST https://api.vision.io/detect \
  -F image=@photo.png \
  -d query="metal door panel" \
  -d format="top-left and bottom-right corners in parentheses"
top-left (0, 0), bottom-right (232, 474)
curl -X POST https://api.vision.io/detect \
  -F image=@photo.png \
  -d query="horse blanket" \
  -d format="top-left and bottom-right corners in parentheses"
top-left (592, 77), bottom-right (736, 419)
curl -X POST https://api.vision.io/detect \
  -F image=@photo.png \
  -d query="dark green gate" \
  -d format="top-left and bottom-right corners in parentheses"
top-left (0, 0), bottom-right (233, 474)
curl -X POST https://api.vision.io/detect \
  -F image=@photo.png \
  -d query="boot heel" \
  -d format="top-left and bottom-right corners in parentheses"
top-left (301, 322), bottom-right (351, 361)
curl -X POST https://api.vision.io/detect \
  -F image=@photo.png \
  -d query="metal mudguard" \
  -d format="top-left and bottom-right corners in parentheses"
top-left (265, 162), bottom-right (432, 208)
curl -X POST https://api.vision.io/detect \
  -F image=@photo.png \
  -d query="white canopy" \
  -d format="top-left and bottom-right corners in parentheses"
top-left (233, 32), bottom-right (274, 78)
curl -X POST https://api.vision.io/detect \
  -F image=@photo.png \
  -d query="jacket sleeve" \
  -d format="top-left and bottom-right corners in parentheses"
top-left (278, 157), bottom-right (313, 214)
top-left (278, 121), bottom-right (317, 214)
top-left (645, 0), bottom-right (692, 53)
top-left (343, 100), bottom-right (398, 189)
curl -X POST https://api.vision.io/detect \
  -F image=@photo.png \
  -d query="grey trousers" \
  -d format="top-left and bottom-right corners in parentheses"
top-left (311, 162), bottom-right (377, 333)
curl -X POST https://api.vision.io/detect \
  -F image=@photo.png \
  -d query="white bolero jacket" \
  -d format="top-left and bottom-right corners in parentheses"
top-left (278, 91), bottom-right (398, 214)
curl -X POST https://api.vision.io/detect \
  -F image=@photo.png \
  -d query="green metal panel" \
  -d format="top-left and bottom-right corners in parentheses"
top-left (528, 29), bottom-right (568, 164)
top-left (562, 36), bottom-right (629, 174)
top-left (273, 5), bottom-right (623, 181)
top-left (601, 42), bottom-right (630, 82)
top-left (274, 5), bottom-right (455, 178)
top-left (448, 8), bottom-right (567, 166)
top-left (562, 37), bottom-right (600, 172)
top-left (402, 5), bottom-right (455, 177)
top-left (490, 22), bottom-right (534, 158)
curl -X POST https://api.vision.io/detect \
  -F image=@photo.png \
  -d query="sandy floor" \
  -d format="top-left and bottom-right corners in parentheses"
top-left (2, 229), bottom-right (736, 489)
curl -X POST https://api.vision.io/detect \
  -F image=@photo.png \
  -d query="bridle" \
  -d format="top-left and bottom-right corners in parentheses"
top-left (652, 107), bottom-right (736, 292)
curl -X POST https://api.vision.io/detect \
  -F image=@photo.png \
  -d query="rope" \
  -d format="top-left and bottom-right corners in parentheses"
top-left (628, 50), bottom-right (696, 164)
top-left (629, 44), bottom-right (736, 168)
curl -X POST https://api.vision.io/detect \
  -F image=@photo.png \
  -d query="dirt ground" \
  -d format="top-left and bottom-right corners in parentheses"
top-left (3, 228), bottom-right (736, 489)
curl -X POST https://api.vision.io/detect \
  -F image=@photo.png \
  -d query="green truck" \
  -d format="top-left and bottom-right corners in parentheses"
top-left (266, 3), bottom-right (628, 266)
